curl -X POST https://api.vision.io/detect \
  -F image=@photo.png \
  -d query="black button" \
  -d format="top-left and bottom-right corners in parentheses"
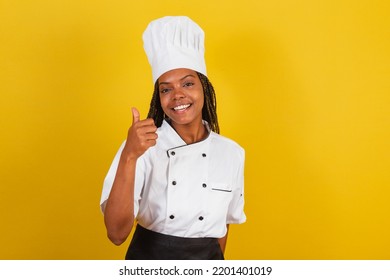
top-left (171, 151), bottom-right (175, 156)
top-left (199, 216), bottom-right (204, 221)
top-left (172, 181), bottom-right (177, 185)
top-left (202, 153), bottom-right (206, 157)
top-left (202, 183), bottom-right (207, 188)
top-left (169, 215), bottom-right (175, 219)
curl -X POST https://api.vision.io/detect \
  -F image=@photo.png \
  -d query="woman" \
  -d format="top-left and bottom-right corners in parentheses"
top-left (100, 16), bottom-right (246, 260)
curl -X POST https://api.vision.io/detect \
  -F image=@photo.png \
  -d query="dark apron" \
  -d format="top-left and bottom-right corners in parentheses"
top-left (125, 225), bottom-right (224, 260)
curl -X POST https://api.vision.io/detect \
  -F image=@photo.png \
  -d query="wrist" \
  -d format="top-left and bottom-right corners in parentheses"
top-left (120, 148), bottom-right (139, 164)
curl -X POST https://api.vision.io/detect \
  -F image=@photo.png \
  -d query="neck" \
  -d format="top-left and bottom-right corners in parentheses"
top-left (171, 121), bottom-right (208, 144)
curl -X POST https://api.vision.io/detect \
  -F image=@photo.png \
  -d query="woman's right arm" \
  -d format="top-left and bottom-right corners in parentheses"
top-left (103, 108), bottom-right (157, 245)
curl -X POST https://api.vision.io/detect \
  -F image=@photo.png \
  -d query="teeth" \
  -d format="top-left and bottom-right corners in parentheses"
top-left (174, 104), bottom-right (190, 111)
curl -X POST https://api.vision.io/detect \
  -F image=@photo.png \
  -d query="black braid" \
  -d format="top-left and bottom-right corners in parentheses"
top-left (198, 72), bottom-right (220, 134)
top-left (147, 72), bottom-right (220, 134)
top-left (147, 81), bottom-right (164, 127)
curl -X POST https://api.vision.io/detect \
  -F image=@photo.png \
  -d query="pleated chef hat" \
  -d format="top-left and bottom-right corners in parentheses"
top-left (143, 16), bottom-right (207, 83)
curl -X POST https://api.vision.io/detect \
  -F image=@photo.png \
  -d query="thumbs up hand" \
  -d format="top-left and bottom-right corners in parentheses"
top-left (123, 107), bottom-right (158, 160)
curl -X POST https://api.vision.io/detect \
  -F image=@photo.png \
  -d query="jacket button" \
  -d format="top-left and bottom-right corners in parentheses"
top-left (169, 215), bottom-right (175, 219)
top-left (202, 183), bottom-right (207, 188)
top-left (171, 151), bottom-right (175, 156)
top-left (202, 153), bottom-right (206, 157)
top-left (199, 216), bottom-right (204, 221)
top-left (172, 181), bottom-right (177, 185)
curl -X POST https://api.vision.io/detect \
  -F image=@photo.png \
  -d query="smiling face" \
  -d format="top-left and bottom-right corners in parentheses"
top-left (158, 68), bottom-right (204, 129)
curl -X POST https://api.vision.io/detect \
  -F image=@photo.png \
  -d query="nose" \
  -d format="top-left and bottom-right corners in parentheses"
top-left (172, 87), bottom-right (185, 100)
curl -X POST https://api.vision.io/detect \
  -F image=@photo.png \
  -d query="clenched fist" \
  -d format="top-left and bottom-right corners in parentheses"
top-left (122, 107), bottom-right (158, 160)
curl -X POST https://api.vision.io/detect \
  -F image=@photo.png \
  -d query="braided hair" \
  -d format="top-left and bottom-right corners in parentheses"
top-left (147, 72), bottom-right (220, 134)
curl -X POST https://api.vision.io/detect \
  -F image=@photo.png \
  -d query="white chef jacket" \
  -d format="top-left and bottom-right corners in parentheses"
top-left (100, 120), bottom-right (246, 238)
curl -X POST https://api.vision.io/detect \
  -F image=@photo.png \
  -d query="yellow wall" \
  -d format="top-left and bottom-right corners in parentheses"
top-left (1, 0), bottom-right (389, 259)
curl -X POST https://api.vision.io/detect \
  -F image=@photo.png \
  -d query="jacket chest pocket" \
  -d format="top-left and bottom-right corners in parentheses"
top-left (207, 183), bottom-right (232, 214)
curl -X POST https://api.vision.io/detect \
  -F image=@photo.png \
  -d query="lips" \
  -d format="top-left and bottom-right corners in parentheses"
top-left (173, 104), bottom-right (191, 111)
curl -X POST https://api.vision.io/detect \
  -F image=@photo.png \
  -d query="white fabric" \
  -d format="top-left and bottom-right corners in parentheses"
top-left (143, 16), bottom-right (207, 83)
top-left (100, 120), bottom-right (246, 238)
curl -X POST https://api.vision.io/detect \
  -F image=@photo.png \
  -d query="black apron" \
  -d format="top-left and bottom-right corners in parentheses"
top-left (125, 225), bottom-right (224, 260)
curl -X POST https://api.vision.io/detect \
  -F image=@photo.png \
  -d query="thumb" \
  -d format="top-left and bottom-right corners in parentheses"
top-left (131, 107), bottom-right (140, 124)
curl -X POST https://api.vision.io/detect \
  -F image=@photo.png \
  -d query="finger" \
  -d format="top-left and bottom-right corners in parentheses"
top-left (146, 139), bottom-right (157, 147)
top-left (132, 107), bottom-right (140, 124)
top-left (146, 132), bottom-right (158, 141)
top-left (139, 131), bottom-right (158, 142)
top-left (142, 125), bottom-right (158, 134)
top-left (135, 118), bottom-right (156, 128)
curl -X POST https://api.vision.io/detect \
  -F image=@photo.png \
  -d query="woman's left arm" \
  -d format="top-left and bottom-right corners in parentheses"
top-left (218, 225), bottom-right (229, 254)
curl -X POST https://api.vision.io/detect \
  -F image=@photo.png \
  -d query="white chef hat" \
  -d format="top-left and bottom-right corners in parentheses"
top-left (143, 16), bottom-right (207, 83)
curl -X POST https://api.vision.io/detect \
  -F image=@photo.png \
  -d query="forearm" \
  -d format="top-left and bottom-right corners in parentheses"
top-left (218, 225), bottom-right (229, 254)
top-left (103, 154), bottom-right (137, 245)
top-left (103, 109), bottom-right (157, 245)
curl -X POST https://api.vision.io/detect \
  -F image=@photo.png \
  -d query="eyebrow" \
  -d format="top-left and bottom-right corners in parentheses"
top-left (159, 74), bottom-right (196, 86)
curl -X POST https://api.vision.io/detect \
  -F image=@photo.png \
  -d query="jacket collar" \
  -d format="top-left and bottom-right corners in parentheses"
top-left (159, 119), bottom-right (212, 148)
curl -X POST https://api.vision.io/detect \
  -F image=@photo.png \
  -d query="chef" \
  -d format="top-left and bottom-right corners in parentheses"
top-left (100, 16), bottom-right (246, 260)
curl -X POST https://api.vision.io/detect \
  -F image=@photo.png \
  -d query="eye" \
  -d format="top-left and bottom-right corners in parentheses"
top-left (183, 82), bottom-right (194, 87)
top-left (160, 88), bottom-right (170, 94)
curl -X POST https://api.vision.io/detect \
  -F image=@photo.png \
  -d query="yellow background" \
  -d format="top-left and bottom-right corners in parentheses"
top-left (1, 0), bottom-right (389, 259)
